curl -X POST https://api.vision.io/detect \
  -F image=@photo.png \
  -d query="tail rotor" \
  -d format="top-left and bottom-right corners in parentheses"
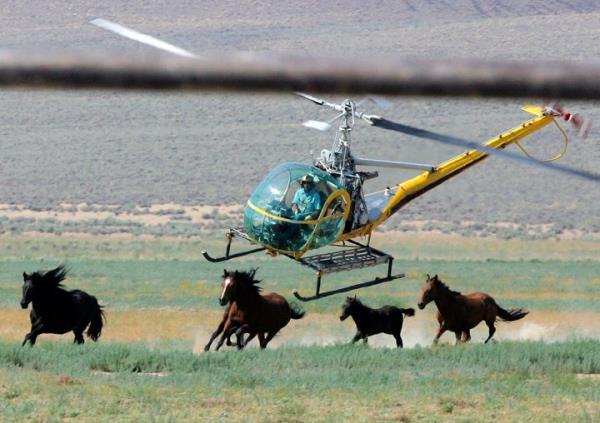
top-left (545, 102), bottom-right (591, 138)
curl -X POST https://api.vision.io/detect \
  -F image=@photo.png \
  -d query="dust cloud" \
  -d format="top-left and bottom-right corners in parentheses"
top-left (194, 311), bottom-right (600, 352)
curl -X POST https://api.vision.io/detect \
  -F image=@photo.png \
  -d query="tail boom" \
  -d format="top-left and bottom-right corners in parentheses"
top-left (340, 111), bottom-right (555, 240)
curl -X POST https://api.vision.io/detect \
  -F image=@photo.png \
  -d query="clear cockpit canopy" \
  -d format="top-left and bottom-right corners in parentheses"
top-left (244, 163), bottom-right (350, 256)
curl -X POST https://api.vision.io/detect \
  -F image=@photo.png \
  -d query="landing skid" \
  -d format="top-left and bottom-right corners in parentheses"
top-left (202, 228), bottom-right (404, 301)
top-left (201, 228), bottom-right (266, 263)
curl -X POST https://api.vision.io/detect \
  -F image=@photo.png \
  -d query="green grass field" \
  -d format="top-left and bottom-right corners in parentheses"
top-left (0, 233), bottom-right (598, 421)
top-left (0, 341), bottom-right (598, 421)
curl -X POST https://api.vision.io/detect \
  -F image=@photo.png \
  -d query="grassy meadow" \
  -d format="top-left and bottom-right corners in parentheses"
top-left (0, 233), bottom-right (598, 421)
top-left (0, 341), bottom-right (599, 422)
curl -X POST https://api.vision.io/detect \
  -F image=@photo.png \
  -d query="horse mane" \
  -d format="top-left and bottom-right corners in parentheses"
top-left (232, 268), bottom-right (262, 295)
top-left (352, 297), bottom-right (366, 307)
top-left (436, 278), bottom-right (461, 296)
top-left (347, 297), bottom-right (370, 311)
top-left (31, 265), bottom-right (69, 288)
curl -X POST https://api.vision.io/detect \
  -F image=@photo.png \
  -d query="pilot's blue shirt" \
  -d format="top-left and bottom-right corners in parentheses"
top-left (292, 187), bottom-right (322, 220)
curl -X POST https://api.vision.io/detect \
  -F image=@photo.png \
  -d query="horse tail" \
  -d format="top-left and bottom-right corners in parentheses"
top-left (87, 298), bottom-right (105, 341)
top-left (401, 308), bottom-right (415, 317)
top-left (290, 305), bottom-right (305, 320)
top-left (496, 304), bottom-right (528, 322)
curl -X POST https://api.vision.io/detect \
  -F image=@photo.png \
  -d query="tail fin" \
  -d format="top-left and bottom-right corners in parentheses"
top-left (496, 305), bottom-right (528, 322)
top-left (402, 308), bottom-right (415, 317)
top-left (86, 299), bottom-right (105, 341)
top-left (290, 305), bottom-right (305, 320)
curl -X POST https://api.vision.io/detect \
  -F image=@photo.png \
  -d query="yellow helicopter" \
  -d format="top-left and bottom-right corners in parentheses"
top-left (202, 96), bottom-right (590, 300)
top-left (86, 19), bottom-right (596, 301)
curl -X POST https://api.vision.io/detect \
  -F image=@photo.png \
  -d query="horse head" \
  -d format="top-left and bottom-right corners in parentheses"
top-left (339, 295), bottom-right (358, 321)
top-left (220, 269), bottom-right (235, 306)
top-left (220, 268), bottom-right (261, 306)
top-left (418, 274), bottom-right (440, 310)
top-left (21, 265), bottom-right (68, 309)
top-left (20, 272), bottom-right (34, 309)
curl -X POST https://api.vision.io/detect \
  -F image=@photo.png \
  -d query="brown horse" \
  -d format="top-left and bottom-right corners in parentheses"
top-left (214, 269), bottom-right (304, 350)
top-left (418, 274), bottom-right (528, 344)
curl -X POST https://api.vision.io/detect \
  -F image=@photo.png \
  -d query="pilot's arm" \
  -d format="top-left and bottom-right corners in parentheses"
top-left (294, 191), bottom-right (322, 220)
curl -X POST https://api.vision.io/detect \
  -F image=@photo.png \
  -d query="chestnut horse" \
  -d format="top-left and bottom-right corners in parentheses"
top-left (213, 269), bottom-right (304, 350)
top-left (418, 274), bottom-right (528, 344)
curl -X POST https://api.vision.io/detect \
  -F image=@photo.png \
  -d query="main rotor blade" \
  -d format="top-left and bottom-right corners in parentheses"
top-left (295, 92), bottom-right (325, 105)
top-left (371, 118), bottom-right (600, 182)
top-left (90, 18), bottom-right (198, 58)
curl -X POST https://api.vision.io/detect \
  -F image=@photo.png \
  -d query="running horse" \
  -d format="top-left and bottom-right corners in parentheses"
top-left (210, 269), bottom-right (305, 350)
top-left (20, 265), bottom-right (105, 346)
top-left (339, 296), bottom-right (415, 348)
top-left (418, 274), bottom-right (528, 344)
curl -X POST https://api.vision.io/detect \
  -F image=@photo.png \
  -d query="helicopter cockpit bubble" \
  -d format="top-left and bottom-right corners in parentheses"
top-left (244, 163), bottom-right (351, 256)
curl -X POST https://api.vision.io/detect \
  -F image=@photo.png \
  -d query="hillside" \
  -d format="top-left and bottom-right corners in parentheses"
top-left (0, 1), bottom-right (598, 232)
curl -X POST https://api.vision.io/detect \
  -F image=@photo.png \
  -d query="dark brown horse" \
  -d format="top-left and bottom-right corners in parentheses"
top-left (340, 296), bottom-right (415, 348)
top-left (418, 274), bottom-right (528, 344)
top-left (213, 269), bottom-right (305, 350)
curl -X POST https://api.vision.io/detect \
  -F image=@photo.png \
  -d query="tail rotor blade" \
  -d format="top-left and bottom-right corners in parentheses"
top-left (564, 113), bottom-right (591, 138)
top-left (90, 18), bottom-right (198, 58)
top-left (371, 117), bottom-right (600, 182)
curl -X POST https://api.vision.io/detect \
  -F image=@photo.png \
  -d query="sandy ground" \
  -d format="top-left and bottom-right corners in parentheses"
top-left (3, 308), bottom-right (598, 352)
top-left (0, 203), bottom-right (243, 226)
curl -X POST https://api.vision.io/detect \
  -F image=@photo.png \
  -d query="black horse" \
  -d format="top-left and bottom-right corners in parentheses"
top-left (20, 265), bottom-right (105, 346)
top-left (340, 296), bottom-right (415, 348)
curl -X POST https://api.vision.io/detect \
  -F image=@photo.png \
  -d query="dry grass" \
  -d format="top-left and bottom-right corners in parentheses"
top-left (3, 307), bottom-right (598, 351)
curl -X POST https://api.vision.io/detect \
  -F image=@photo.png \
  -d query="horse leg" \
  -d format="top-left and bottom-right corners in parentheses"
top-left (433, 325), bottom-right (446, 344)
top-left (235, 325), bottom-right (249, 350)
top-left (262, 330), bottom-right (278, 348)
top-left (23, 330), bottom-right (41, 346)
top-left (484, 320), bottom-right (496, 343)
top-left (73, 330), bottom-right (85, 345)
top-left (462, 330), bottom-right (471, 343)
top-left (454, 331), bottom-right (462, 344)
top-left (205, 320), bottom-right (226, 351)
top-left (393, 332), bottom-right (403, 348)
top-left (22, 322), bottom-right (44, 346)
top-left (351, 331), bottom-right (363, 344)
top-left (258, 332), bottom-right (268, 349)
top-left (215, 323), bottom-right (237, 351)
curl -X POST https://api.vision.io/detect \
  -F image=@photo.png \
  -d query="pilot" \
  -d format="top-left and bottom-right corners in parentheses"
top-left (291, 174), bottom-right (322, 220)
